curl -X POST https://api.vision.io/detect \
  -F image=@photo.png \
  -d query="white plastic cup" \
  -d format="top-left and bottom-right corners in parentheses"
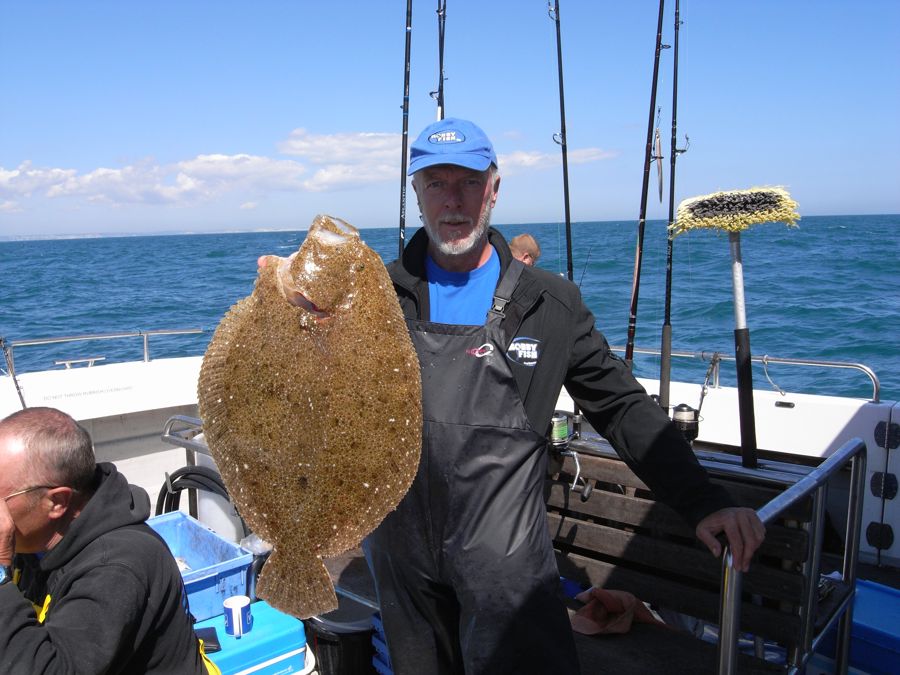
top-left (223, 595), bottom-right (253, 638)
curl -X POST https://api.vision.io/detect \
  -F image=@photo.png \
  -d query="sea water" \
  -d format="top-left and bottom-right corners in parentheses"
top-left (1, 215), bottom-right (897, 402)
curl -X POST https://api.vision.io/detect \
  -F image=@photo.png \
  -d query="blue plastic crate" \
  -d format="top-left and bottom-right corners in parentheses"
top-left (195, 600), bottom-right (309, 675)
top-left (147, 511), bottom-right (252, 621)
top-left (816, 579), bottom-right (900, 674)
top-left (845, 580), bottom-right (900, 674)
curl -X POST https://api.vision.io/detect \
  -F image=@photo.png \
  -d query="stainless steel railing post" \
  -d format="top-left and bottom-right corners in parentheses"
top-left (717, 551), bottom-right (742, 675)
top-left (715, 438), bottom-right (866, 674)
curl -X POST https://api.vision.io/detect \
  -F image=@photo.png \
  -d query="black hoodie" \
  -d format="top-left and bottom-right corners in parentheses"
top-left (0, 463), bottom-right (205, 674)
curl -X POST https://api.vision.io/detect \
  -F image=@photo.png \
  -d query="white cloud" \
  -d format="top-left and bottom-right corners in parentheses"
top-left (0, 162), bottom-right (77, 197)
top-left (0, 130), bottom-right (614, 214)
top-left (498, 147), bottom-right (616, 173)
top-left (176, 154), bottom-right (307, 192)
top-left (500, 151), bottom-right (559, 171)
top-left (4, 154), bottom-right (308, 208)
top-left (279, 129), bottom-right (400, 164)
top-left (302, 163), bottom-right (397, 192)
top-left (46, 164), bottom-right (206, 205)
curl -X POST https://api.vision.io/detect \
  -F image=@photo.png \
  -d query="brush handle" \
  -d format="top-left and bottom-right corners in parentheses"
top-left (734, 327), bottom-right (758, 468)
top-left (729, 232), bottom-right (748, 330)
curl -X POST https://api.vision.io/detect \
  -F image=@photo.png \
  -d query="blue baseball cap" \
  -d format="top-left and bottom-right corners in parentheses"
top-left (407, 118), bottom-right (497, 175)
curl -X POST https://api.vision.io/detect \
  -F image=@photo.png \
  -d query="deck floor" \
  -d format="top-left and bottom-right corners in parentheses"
top-left (321, 548), bottom-right (898, 674)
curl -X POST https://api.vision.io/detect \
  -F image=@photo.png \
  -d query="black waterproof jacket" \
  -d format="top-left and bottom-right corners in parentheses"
top-left (388, 227), bottom-right (732, 527)
top-left (0, 463), bottom-right (205, 675)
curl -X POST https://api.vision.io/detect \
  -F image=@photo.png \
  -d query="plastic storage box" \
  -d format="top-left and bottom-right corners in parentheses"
top-left (195, 600), bottom-right (311, 675)
top-left (843, 580), bottom-right (900, 674)
top-left (147, 511), bottom-right (252, 621)
top-left (813, 579), bottom-right (900, 675)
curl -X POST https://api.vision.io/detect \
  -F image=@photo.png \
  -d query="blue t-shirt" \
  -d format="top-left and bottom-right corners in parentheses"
top-left (425, 247), bottom-right (501, 325)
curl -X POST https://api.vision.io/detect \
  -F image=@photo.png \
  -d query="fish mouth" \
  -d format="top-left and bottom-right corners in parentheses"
top-left (292, 291), bottom-right (329, 320)
top-left (275, 254), bottom-right (330, 320)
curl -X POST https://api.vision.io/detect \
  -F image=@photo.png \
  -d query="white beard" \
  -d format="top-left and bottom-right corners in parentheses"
top-left (423, 203), bottom-right (493, 257)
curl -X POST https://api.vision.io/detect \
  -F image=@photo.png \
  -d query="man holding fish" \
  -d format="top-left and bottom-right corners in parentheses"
top-left (365, 118), bottom-right (764, 675)
top-left (260, 118), bottom-right (765, 674)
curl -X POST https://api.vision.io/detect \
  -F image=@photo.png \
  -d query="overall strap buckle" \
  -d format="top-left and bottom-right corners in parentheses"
top-left (488, 259), bottom-right (525, 320)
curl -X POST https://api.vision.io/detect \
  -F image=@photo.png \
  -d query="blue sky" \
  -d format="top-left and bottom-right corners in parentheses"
top-left (1, 1), bottom-right (898, 237)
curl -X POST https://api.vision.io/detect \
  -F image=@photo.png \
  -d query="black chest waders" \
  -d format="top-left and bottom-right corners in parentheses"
top-left (365, 261), bottom-right (580, 675)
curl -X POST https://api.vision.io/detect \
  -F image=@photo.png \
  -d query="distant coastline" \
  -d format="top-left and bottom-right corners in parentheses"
top-left (0, 227), bottom-right (305, 243)
top-left (2, 213), bottom-right (896, 243)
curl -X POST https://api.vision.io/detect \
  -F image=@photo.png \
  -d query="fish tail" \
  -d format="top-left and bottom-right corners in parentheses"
top-left (255, 550), bottom-right (338, 620)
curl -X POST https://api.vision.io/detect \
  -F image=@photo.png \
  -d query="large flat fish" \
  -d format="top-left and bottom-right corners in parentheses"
top-left (198, 214), bottom-right (422, 619)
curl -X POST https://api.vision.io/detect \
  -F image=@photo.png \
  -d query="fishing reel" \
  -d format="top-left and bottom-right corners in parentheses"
top-left (671, 402), bottom-right (700, 445)
top-left (548, 411), bottom-right (593, 502)
top-left (651, 395), bottom-right (700, 446)
top-left (549, 410), bottom-right (580, 450)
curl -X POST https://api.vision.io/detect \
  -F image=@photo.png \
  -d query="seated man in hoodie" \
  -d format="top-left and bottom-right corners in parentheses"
top-left (0, 406), bottom-right (210, 675)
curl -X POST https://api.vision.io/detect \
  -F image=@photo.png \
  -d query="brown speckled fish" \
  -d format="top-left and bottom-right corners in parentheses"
top-left (198, 215), bottom-right (422, 619)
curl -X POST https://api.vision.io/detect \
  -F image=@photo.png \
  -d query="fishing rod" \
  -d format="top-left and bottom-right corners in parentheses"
top-left (548, 1), bottom-right (583, 435)
top-left (398, 0), bottom-right (413, 258)
top-left (659, 0), bottom-right (689, 412)
top-left (429, 0), bottom-right (448, 120)
top-left (623, 0), bottom-right (666, 366)
top-left (548, 0), bottom-right (574, 282)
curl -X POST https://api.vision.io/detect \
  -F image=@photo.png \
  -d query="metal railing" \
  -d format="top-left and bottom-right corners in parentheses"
top-left (1, 328), bottom-right (207, 377)
top-left (161, 415), bottom-right (210, 458)
top-left (1, 331), bottom-right (882, 403)
top-left (717, 437), bottom-right (866, 675)
top-left (611, 343), bottom-right (881, 403)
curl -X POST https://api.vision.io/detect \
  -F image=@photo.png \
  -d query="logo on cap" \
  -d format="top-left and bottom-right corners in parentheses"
top-left (428, 130), bottom-right (465, 144)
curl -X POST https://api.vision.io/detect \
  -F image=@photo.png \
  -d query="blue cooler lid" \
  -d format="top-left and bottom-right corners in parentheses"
top-left (194, 600), bottom-right (307, 674)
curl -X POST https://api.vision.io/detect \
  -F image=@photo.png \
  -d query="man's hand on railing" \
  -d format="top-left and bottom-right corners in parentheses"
top-left (695, 506), bottom-right (766, 573)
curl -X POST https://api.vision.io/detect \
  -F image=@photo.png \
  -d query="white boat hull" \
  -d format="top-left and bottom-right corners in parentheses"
top-left (2, 354), bottom-right (897, 566)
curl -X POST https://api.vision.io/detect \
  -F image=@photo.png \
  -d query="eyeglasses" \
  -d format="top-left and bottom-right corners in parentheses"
top-left (3, 485), bottom-right (58, 502)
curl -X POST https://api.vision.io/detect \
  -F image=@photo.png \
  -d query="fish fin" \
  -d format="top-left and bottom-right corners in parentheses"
top-left (255, 549), bottom-right (338, 620)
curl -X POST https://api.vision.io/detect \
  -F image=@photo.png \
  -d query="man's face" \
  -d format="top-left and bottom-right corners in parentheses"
top-left (413, 165), bottom-right (500, 257)
top-left (0, 434), bottom-right (51, 554)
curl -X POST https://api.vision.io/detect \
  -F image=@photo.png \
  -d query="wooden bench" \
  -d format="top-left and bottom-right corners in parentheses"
top-left (546, 432), bottom-right (866, 674)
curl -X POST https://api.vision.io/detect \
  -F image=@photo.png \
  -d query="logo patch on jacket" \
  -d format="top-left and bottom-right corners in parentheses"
top-left (506, 337), bottom-right (540, 367)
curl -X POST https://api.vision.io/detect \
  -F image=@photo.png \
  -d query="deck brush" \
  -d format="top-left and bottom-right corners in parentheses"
top-left (670, 187), bottom-right (799, 468)
top-left (671, 186), bottom-right (799, 236)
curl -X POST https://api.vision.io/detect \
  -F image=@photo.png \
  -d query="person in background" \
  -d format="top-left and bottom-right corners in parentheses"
top-left (0, 407), bottom-right (211, 675)
top-left (509, 232), bottom-right (541, 266)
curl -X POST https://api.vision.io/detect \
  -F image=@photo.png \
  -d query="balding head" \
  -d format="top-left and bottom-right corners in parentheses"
top-left (509, 234), bottom-right (541, 266)
top-left (0, 407), bottom-right (96, 493)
